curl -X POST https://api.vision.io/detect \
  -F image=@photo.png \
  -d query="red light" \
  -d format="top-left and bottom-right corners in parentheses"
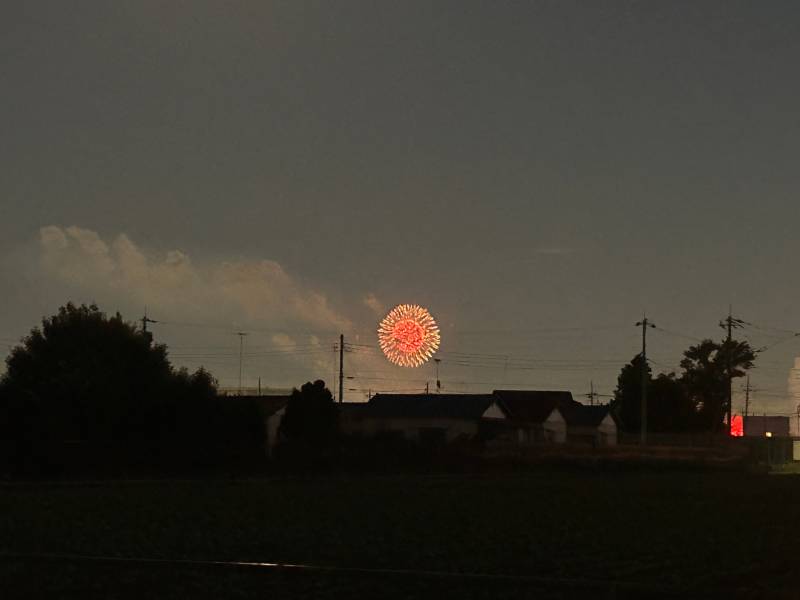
top-left (730, 414), bottom-right (743, 437)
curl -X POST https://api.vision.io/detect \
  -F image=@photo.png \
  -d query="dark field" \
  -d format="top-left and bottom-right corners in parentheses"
top-left (1, 470), bottom-right (797, 598)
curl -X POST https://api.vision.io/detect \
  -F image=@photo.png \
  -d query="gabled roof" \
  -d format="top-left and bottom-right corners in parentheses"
top-left (365, 394), bottom-right (505, 420)
top-left (559, 403), bottom-right (613, 428)
top-left (492, 389), bottom-right (614, 427)
top-left (492, 390), bottom-right (572, 423)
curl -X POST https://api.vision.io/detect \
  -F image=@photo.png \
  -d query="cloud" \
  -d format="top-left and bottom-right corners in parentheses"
top-left (30, 226), bottom-right (425, 397)
top-left (271, 333), bottom-right (296, 349)
top-left (363, 292), bottom-right (385, 316)
top-left (38, 225), bottom-right (352, 333)
top-left (534, 247), bottom-right (576, 256)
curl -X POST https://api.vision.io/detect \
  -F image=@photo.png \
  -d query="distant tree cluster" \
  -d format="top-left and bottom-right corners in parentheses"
top-left (273, 379), bottom-right (339, 466)
top-left (612, 338), bottom-right (756, 434)
top-left (0, 303), bottom-right (264, 477)
top-left (279, 380), bottom-right (338, 445)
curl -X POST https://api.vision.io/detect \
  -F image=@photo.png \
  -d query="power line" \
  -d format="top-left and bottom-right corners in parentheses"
top-left (651, 325), bottom-right (702, 343)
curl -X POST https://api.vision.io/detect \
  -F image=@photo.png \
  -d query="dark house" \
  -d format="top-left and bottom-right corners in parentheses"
top-left (492, 390), bottom-right (569, 444)
top-left (744, 415), bottom-right (791, 438)
top-left (493, 390), bottom-right (617, 446)
top-left (339, 393), bottom-right (509, 444)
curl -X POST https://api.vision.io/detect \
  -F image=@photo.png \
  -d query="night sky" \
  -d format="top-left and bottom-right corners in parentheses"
top-left (2, 2), bottom-right (800, 416)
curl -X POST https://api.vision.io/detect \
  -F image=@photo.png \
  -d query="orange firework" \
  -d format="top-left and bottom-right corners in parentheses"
top-left (378, 304), bottom-right (440, 367)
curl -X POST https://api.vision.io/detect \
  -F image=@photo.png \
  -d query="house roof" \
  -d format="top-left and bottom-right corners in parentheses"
top-left (559, 403), bottom-right (612, 427)
top-left (492, 390), bottom-right (572, 423)
top-left (365, 394), bottom-right (504, 420)
top-left (492, 390), bottom-right (612, 427)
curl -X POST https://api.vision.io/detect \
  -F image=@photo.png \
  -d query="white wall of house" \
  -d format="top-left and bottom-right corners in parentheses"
top-left (597, 414), bottom-right (618, 446)
top-left (357, 417), bottom-right (479, 442)
top-left (482, 402), bottom-right (506, 420)
top-left (265, 406), bottom-right (286, 457)
top-left (517, 409), bottom-right (568, 444)
top-left (543, 409), bottom-right (567, 444)
top-left (342, 406), bottom-right (507, 442)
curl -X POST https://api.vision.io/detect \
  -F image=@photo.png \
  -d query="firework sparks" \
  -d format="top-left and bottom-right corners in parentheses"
top-left (378, 304), bottom-right (441, 367)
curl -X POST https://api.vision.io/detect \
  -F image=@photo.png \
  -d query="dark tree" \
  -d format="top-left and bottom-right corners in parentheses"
top-left (648, 372), bottom-right (694, 433)
top-left (0, 303), bottom-right (218, 474)
top-left (612, 354), bottom-right (651, 433)
top-left (680, 338), bottom-right (755, 432)
top-left (279, 380), bottom-right (338, 446)
top-left (612, 356), bottom-right (695, 433)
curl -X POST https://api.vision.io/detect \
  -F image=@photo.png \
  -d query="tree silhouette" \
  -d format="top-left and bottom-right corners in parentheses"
top-left (648, 372), bottom-right (694, 433)
top-left (613, 356), bottom-right (693, 433)
top-left (680, 338), bottom-right (755, 432)
top-left (279, 380), bottom-right (338, 447)
top-left (0, 303), bottom-right (219, 474)
top-left (614, 337), bottom-right (756, 435)
top-left (613, 354), bottom-right (651, 433)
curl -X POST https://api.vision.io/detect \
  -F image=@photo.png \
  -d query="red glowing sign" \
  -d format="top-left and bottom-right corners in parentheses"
top-left (730, 414), bottom-right (743, 437)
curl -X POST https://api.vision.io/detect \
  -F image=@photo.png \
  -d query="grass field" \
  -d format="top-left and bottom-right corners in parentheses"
top-left (1, 470), bottom-right (798, 598)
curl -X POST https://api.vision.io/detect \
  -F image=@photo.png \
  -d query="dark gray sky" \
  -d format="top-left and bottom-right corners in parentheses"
top-left (2, 1), bottom-right (800, 415)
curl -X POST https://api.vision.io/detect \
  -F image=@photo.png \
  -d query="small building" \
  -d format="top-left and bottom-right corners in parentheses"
top-left (340, 394), bottom-right (509, 444)
top-left (744, 415), bottom-right (791, 438)
top-left (492, 390), bottom-right (569, 444)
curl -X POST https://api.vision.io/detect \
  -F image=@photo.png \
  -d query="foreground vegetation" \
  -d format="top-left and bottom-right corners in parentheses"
top-left (1, 470), bottom-right (798, 598)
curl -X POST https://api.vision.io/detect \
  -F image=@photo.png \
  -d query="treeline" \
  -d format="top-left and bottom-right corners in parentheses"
top-left (0, 304), bottom-right (265, 477)
top-left (612, 338), bottom-right (756, 434)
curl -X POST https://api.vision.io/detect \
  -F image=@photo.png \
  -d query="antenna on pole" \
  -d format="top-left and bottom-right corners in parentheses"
top-left (585, 380), bottom-right (598, 406)
top-left (237, 332), bottom-right (248, 395)
top-left (141, 307), bottom-right (157, 344)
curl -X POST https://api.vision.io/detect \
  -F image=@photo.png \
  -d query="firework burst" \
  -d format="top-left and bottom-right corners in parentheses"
top-left (378, 304), bottom-right (440, 367)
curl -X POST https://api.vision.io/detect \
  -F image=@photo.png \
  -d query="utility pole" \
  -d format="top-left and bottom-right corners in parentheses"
top-left (720, 307), bottom-right (746, 434)
top-left (588, 380), bottom-right (596, 406)
top-left (237, 332), bottom-right (247, 395)
top-left (141, 308), bottom-right (157, 344)
top-left (434, 358), bottom-right (442, 393)
top-left (339, 333), bottom-right (344, 404)
top-left (725, 306), bottom-right (733, 434)
top-left (744, 375), bottom-right (751, 436)
top-left (635, 316), bottom-right (656, 445)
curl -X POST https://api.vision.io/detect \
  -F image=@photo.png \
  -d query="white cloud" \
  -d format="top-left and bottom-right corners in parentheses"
top-left (28, 226), bottom-right (432, 397)
top-left (38, 225), bottom-right (352, 333)
top-left (363, 292), bottom-right (385, 316)
top-left (271, 333), bottom-right (296, 349)
top-left (534, 247), bottom-right (575, 256)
